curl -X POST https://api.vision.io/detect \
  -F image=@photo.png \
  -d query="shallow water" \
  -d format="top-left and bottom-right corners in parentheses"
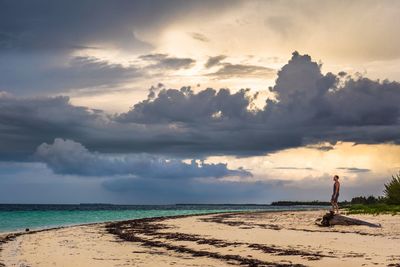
top-left (0, 204), bottom-right (325, 232)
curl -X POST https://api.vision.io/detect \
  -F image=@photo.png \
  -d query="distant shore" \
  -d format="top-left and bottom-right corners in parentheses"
top-left (1, 210), bottom-right (399, 266)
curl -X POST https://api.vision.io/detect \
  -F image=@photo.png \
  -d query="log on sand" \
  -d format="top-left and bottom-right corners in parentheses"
top-left (317, 211), bottom-right (381, 228)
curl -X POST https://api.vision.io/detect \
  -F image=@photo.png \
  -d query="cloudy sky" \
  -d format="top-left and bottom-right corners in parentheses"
top-left (1, 0), bottom-right (399, 204)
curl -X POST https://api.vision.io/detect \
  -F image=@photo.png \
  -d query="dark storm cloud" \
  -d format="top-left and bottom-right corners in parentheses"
top-left (0, 0), bottom-right (236, 53)
top-left (116, 87), bottom-right (253, 124)
top-left (0, 94), bottom-right (105, 160)
top-left (0, 1), bottom-right (151, 53)
top-left (35, 138), bottom-right (251, 178)
top-left (0, 0), bottom-right (238, 95)
top-left (0, 92), bottom-right (216, 159)
top-left (263, 52), bottom-right (400, 142)
top-left (117, 51), bottom-right (400, 150)
top-left (139, 53), bottom-right (196, 70)
top-left (1, 52), bottom-right (399, 161)
top-left (0, 54), bottom-right (142, 94)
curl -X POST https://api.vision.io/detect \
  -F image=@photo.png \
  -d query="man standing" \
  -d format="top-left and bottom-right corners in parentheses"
top-left (331, 175), bottom-right (340, 214)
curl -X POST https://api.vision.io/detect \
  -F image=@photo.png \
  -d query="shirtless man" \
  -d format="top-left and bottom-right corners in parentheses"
top-left (331, 175), bottom-right (340, 214)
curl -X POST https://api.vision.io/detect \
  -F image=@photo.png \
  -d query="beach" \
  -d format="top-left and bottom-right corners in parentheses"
top-left (1, 210), bottom-right (399, 267)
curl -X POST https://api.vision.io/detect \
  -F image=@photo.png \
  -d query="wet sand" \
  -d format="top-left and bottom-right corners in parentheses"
top-left (1, 210), bottom-right (399, 266)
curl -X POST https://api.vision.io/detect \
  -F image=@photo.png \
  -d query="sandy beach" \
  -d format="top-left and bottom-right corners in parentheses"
top-left (1, 210), bottom-right (399, 267)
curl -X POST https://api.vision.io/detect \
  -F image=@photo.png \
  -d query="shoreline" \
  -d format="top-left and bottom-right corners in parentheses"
top-left (0, 210), bottom-right (237, 236)
top-left (0, 206), bottom-right (327, 235)
top-left (0, 209), bottom-right (280, 245)
top-left (2, 209), bottom-right (399, 266)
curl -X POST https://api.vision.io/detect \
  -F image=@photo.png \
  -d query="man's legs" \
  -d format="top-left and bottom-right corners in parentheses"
top-left (334, 201), bottom-right (339, 214)
top-left (331, 199), bottom-right (335, 212)
top-left (331, 197), bottom-right (339, 214)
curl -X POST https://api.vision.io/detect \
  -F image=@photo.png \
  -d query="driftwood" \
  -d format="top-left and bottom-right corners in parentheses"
top-left (316, 211), bottom-right (381, 228)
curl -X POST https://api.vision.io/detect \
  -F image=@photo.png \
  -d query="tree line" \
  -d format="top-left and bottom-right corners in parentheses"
top-left (351, 172), bottom-right (400, 205)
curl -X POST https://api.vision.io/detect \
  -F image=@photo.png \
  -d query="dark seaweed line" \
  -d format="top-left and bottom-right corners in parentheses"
top-left (135, 230), bottom-right (331, 260)
top-left (110, 213), bottom-right (335, 260)
top-left (106, 216), bottom-right (309, 267)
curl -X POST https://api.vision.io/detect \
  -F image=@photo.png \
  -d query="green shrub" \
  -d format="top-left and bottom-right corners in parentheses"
top-left (384, 172), bottom-right (400, 204)
top-left (346, 203), bottom-right (400, 215)
top-left (351, 195), bottom-right (379, 204)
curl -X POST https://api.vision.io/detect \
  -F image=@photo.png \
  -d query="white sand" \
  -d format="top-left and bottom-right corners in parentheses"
top-left (1, 210), bottom-right (399, 266)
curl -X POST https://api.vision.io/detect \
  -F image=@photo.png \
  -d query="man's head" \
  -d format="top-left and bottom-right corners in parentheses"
top-left (333, 175), bottom-right (339, 181)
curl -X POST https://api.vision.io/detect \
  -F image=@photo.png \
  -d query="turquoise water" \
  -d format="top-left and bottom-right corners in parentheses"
top-left (0, 209), bottom-right (234, 233)
top-left (0, 204), bottom-right (326, 233)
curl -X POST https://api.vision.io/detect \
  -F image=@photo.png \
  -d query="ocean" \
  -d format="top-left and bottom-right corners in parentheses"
top-left (0, 204), bottom-right (326, 233)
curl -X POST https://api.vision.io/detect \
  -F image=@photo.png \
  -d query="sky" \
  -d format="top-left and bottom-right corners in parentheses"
top-left (0, 0), bottom-right (399, 204)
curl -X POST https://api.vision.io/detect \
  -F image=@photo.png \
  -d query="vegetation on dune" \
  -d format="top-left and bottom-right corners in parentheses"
top-left (344, 171), bottom-right (400, 215)
top-left (384, 172), bottom-right (400, 204)
top-left (349, 195), bottom-right (385, 205)
top-left (346, 203), bottom-right (400, 215)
